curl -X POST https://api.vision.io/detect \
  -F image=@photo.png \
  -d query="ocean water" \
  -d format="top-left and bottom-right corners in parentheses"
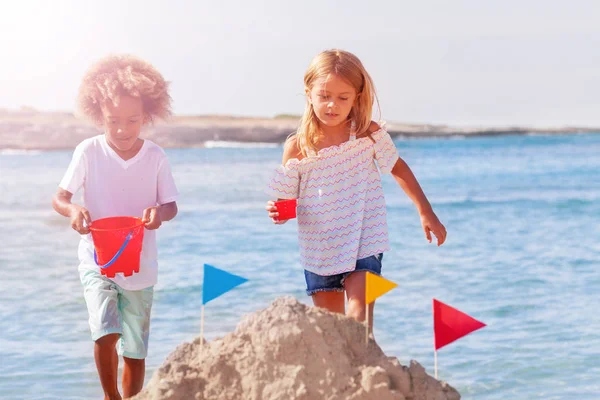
top-left (0, 133), bottom-right (599, 399)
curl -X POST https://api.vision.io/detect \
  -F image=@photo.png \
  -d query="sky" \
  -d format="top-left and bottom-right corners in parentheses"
top-left (0, 0), bottom-right (598, 127)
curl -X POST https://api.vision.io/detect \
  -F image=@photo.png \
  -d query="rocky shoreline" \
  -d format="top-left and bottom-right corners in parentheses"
top-left (1, 110), bottom-right (597, 150)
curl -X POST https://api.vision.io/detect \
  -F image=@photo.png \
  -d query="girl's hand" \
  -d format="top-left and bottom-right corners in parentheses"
top-left (420, 211), bottom-right (447, 246)
top-left (142, 206), bottom-right (162, 230)
top-left (266, 200), bottom-right (288, 224)
top-left (69, 204), bottom-right (91, 234)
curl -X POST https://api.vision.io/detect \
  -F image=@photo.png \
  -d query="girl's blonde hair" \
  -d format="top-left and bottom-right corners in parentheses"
top-left (296, 49), bottom-right (379, 157)
top-left (77, 54), bottom-right (172, 125)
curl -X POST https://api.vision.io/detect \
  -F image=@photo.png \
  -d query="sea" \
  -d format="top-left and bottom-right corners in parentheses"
top-left (0, 132), bottom-right (599, 399)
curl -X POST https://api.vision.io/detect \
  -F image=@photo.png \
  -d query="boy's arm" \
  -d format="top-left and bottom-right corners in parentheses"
top-left (148, 151), bottom-right (179, 230)
top-left (142, 201), bottom-right (178, 230)
top-left (390, 158), bottom-right (447, 246)
top-left (159, 201), bottom-right (178, 222)
top-left (52, 188), bottom-right (91, 234)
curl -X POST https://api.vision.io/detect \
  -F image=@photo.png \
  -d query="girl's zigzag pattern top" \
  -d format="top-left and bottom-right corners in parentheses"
top-left (266, 124), bottom-right (399, 276)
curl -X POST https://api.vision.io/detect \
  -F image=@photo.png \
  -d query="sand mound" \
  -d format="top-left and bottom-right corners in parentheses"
top-left (133, 297), bottom-right (460, 400)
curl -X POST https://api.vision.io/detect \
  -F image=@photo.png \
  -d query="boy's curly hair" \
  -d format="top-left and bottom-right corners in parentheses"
top-left (77, 54), bottom-right (172, 125)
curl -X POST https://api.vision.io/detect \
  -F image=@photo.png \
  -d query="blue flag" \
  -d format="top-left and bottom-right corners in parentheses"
top-left (202, 264), bottom-right (248, 305)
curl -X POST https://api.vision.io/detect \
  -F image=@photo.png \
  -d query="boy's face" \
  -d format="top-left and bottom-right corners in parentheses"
top-left (101, 95), bottom-right (144, 154)
top-left (307, 74), bottom-right (357, 128)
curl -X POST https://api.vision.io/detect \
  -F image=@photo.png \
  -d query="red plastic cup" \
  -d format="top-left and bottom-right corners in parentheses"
top-left (275, 199), bottom-right (297, 221)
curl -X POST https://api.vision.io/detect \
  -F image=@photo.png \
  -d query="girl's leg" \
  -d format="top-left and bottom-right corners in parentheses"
top-left (344, 271), bottom-right (375, 333)
top-left (304, 269), bottom-right (345, 313)
top-left (311, 291), bottom-right (345, 314)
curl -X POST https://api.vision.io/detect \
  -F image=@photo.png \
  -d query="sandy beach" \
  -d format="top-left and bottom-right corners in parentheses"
top-left (1, 108), bottom-right (598, 151)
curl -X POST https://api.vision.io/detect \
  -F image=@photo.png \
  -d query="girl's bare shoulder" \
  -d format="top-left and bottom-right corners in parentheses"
top-left (368, 121), bottom-right (382, 134)
top-left (283, 134), bottom-right (304, 163)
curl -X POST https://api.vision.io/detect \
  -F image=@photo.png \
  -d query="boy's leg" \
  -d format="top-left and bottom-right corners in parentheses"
top-left (116, 286), bottom-right (154, 398)
top-left (94, 334), bottom-right (122, 400)
top-left (122, 357), bottom-right (145, 398)
top-left (80, 269), bottom-right (123, 400)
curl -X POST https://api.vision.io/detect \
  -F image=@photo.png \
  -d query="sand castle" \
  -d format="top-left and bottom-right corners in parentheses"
top-left (133, 297), bottom-right (460, 400)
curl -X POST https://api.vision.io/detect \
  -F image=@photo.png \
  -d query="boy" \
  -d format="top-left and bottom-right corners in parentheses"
top-left (52, 55), bottom-right (178, 400)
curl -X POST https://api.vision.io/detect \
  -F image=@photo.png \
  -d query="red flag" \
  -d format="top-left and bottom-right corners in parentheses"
top-left (433, 299), bottom-right (486, 350)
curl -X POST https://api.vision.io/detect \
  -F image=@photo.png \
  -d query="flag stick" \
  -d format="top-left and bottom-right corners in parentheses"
top-left (200, 305), bottom-right (205, 345)
top-left (365, 303), bottom-right (370, 345)
top-left (434, 349), bottom-right (438, 379)
top-left (433, 299), bottom-right (437, 379)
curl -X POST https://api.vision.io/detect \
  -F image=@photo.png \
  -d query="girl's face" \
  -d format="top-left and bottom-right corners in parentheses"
top-left (101, 95), bottom-right (144, 156)
top-left (307, 74), bottom-right (358, 128)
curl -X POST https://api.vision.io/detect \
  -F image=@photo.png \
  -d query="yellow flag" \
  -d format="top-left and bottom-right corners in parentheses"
top-left (365, 272), bottom-right (398, 304)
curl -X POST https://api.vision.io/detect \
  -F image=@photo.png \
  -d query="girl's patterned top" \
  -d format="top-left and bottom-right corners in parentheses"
top-left (266, 124), bottom-right (399, 276)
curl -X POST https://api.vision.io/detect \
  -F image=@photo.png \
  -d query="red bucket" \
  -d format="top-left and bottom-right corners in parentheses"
top-left (89, 216), bottom-right (145, 278)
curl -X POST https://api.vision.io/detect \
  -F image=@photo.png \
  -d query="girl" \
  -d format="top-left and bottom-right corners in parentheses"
top-left (265, 49), bottom-right (446, 333)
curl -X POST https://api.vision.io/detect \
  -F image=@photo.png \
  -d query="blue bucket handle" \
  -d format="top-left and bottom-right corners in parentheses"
top-left (94, 231), bottom-right (133, 269)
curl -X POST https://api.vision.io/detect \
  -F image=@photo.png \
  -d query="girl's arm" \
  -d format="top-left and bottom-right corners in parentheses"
top-left (266, 136), bottom-right (303, 224)
top-left (390, 158), bottom-right (447, 246)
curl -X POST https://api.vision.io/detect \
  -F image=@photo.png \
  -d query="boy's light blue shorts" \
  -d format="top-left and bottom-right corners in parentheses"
top-left (79, 269), bottom-right (154, 359)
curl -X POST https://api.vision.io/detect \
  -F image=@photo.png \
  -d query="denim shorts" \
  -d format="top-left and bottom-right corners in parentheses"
top-left (304, 253), bottom-right (383, 296)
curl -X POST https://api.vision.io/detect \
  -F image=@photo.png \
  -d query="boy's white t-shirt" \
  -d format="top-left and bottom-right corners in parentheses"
top-left (59, 135), bottom-right (179, 290)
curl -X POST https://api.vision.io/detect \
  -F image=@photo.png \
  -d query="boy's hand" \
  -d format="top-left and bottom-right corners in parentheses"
top-left (69, 204), bottom-right (91, 234)
top-left (142, 206), bottom-right (162, 230)
top-left (420, 210), bottom-right (447, 246)
top-left (266, 200), bottom-right (288, 224)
